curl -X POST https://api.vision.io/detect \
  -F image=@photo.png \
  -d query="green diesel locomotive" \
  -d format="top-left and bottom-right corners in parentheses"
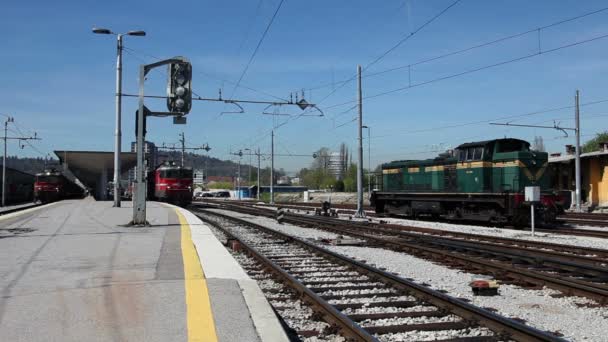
top-left (371, 138), bottom-right (562, 226)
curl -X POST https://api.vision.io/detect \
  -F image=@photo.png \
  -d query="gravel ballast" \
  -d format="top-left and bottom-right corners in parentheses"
top-left (207, 208), bottom-right (608, 341)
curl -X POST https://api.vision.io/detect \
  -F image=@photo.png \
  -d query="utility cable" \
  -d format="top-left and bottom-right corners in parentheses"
top-left (309, 0), bottom-right (462, 110)
top-left (309, 6), bottom-right (608, 92)
top-left (123, 46), bottom-right (289, 102)
top-left (321, 31), bottom-right (608, 113)
top-left (226, 0), bottom-right (286, 103)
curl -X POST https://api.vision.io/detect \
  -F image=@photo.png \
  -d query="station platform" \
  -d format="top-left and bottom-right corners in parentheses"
top-left (0, 198), bottom-right (288, 342)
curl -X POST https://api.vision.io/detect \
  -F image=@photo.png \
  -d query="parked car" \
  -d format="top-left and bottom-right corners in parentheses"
top-left (213, 191), bottom-right (230, 198)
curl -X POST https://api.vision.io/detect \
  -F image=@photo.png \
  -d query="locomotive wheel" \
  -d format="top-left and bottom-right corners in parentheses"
top-left (511, 208), bottom-right (530, 229)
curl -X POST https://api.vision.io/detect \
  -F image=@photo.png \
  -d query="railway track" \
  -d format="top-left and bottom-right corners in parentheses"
top-left (558, 212), bottom-right (608, 227)
top-left (194, 208), bottom-right (565, 342)
top-left (216, 200), bottom-right (608, 239)
top-left (195, 202), bottom-right (608, 303)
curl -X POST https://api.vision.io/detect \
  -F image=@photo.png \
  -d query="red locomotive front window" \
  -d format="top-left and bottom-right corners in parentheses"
top-left (160, 169), bottom-right (192, 179)
top-left (36, 176), bottom-right (60, 184)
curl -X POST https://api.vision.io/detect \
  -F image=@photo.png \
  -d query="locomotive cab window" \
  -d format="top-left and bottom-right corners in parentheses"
top-left (457, 150), bottom-right (466, 162)
top-left (497, 140), bottom-right (529, 153)
top-left (36, 176), bottom-right (60, 183)
top-left (160, 169), bottom-right (193, 178)
top-left (473, 147), bottom-right (483, 160)
top-left (463, 147), bottom-right (483, 161)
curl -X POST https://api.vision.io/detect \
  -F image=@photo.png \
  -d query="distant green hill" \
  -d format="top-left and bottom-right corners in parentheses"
top-left (2, 153), bottom-right (285, 185)
top-left (2, 156), bottom-right (56, 175)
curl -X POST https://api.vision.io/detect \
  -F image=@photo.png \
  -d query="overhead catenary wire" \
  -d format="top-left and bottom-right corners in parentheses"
top-left (11, 121), bottom-right (47, 158)
top-left (306, 0), bottom-right (463, 112)
top-left (123, 46), bottom-right (289, 102)
top-left (234, 6), bottom-right (608, 153)
top-left (235, 0), bottom-right (265, 57)
top-left (308, 6), bottom-right (608, 92)
top-left (320, 31), bottom-right (608, 113)
top-left (225, 0), bottom-right (286, 104)
top-left (333, 97), bottom-right (608, 138)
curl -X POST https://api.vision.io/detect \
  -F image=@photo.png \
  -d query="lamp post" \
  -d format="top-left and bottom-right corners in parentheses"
top-left (362, 125), bottom-right (371, 195)
top-left (2, 117), bottom-right (13, 207)
top-left (93, 27), bottom-right (146, 207)
top-left (244, 148), bottom-right (251, 186)
top-left (203, 144), bottom-right (211, 189)
top-left (237, 150), bottom-right (243, 200)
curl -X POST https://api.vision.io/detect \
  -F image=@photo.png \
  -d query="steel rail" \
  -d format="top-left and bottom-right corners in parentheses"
top-left (199, 201), bottom-right (608, 258)
top-left (197, 213), bottom-right (378, 341)
top-left (282, 214), bottom-right (608, 303)
top-left (195, 208), bottom-right (566, 342)
top-left (200, 202), bottom-right (608, 303)
top-left (230, 200), bottom-right (608, 238)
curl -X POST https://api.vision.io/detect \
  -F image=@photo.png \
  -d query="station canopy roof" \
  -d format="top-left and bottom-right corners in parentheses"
top-left (54, 150), bottom-right (137, 189)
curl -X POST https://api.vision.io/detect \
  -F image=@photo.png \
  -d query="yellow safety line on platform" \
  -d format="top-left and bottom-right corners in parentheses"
top-left (176, 209), bottom-right (219, 342)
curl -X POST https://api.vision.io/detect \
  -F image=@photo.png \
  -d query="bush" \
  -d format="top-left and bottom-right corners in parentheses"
top-left (259, 192), bottom-right (271, 203)
top-left (333, 180), bottom-right (345, 192)
top-left (208, 181), bottom-right (233, 189)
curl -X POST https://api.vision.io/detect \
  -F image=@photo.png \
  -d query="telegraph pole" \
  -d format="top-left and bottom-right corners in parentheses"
top-left (256, 148), bottom-right (261, 200)
top-left (179, 132), bottom-right (185, 167)
top-left (248, 149), bottom-right (252, 184)
top-left (575, 90), bottom-right (581, 212)
top-left (203, 144), bottom-right (211, 188)
top-left (229, 150), bottom-right (247, 200)
top-left (237, 151), bottom-right (242, 200)
top-left (271, 130), bottom-right (275, 204)
top-left (355, 65), bottom-right (365, 218)
top-left (1, 117), bottom-right (41, 206)
top-left (362, 125), bottom-right (372, 194)
top-left (2, 117), bottom-right (12, 208)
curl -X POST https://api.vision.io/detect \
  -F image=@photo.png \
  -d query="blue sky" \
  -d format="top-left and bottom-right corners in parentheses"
top-left (1, 0), bottom-right (608, 173)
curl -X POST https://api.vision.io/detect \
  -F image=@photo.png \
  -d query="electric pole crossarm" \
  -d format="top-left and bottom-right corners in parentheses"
top-left (1, 118), bottom-right (41, 207)
top-left (490, 90), bottom-right (583, 212)
top-left (2, 137), bottom-right (41, 140)
top-left (121, 93), bottom-right (321, 111)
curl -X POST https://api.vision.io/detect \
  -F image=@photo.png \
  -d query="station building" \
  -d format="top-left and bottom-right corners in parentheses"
top-left (549, 142), bottom-right (608, 209)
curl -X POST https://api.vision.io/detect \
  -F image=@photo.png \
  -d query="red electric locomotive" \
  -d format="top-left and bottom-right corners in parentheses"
top-left (147, 162), bottom-right (193, 206)
top-left (34, 169), bottom-right (83, 203)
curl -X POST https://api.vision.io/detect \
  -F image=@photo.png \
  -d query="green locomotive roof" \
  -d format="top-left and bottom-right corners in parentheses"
top-left (382, 138), bottom-right (531, 169)
top-left (456, 138), bottom-right (529, 150)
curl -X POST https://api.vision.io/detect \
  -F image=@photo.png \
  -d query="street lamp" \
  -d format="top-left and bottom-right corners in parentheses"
top-left (362, 125), bottom-right (371, 195)
top-left (203, 144), bottom-right (211, 188)
top-left (244, 148), bottom-right (251, 187)
top-left (92, 27), bottom-right (146, 207)
top-left (2, 117), bottom-right (13, 207)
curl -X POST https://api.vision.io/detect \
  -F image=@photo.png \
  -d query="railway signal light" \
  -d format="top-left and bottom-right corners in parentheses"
top-left (167, 60), bottom-right (192, 114)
